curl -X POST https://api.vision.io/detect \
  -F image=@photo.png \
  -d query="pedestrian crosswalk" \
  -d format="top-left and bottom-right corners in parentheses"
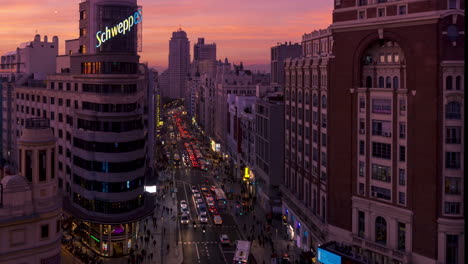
top-left (181, 241), bottom-right (220, 245)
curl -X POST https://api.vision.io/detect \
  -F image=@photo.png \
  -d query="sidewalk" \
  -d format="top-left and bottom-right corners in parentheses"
top-left (132, 175), bottom-right (183, 264)
top-left (213, 169), bottom-right (303, 264)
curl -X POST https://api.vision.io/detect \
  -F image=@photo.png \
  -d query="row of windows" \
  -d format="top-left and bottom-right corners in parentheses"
top-left (286, 91), bottom-right (327, 108)
top-left (73, 193), bottom-right (144, 214)
top-left (446, 76), bottom-right (463, 91)
top-left (81, 62), bottom-right (138, 74)
top-left (357, 213), bottom-right (406, 252)
top-left (82, 83), bottom-right (137, 94)
top-left (73, 137), bottom-right (145, 153)
top-left (364, 76), bottom-right (400, 89)
top-left (73, 174), bottom-right (144, 193)
top-left (77, 118), bottom-right (143, 132)
top-left (73, 156), bottom-right (145, 173)
top-left (82, 101), bottom-right (138, 113)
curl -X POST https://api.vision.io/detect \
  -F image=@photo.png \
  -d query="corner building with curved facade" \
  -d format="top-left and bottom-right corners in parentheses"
top-left (282, 1), bottom-right (464, 264)
top-left (12, 0), bottom-right (153, 257)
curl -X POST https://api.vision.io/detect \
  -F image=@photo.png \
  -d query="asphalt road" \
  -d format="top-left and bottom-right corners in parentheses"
top-left (174, 168), bottom-right (243, 264)
top-left (159, 110), bottom-right (245, 264)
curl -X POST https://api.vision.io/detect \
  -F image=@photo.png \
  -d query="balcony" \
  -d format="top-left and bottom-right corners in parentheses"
top-left (351, 235), bottom-right (409, 263)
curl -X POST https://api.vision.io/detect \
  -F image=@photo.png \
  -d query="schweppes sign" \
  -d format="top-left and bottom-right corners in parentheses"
top-left (96, 8), bottom-right (142, 48)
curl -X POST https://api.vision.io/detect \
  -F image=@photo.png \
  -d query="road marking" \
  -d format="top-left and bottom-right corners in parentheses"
top-left (218, 243), bottom-right (229, 264)
top-left (195, 242), bottom-right (201, 263)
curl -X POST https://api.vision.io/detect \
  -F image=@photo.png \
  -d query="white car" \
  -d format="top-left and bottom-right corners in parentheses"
top-left (193, 190), bottom-right (201, 198)
top-left (181, 207), bottom-right (190, 214)
top-left (180, 214), bottom-right (189, 224)
top-left (199, 206), bottom-right (207, 216)
top-left (206, 197), bottom-right (215, 206)
top-left (220, 234), bottom-right (230, 244)
top-left (198, 215), bottom-right (208, 223)
top-left (180, 200), bottom-right (188, 209)
top-left (196, 199), bottom-right (204, 207)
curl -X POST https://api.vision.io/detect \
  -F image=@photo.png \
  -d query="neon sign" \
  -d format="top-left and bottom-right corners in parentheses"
top-left (96, 8), bottom-right (142, 48)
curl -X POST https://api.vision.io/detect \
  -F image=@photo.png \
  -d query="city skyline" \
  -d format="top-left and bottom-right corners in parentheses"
top-left (0, 0), bottom-right (332, 70)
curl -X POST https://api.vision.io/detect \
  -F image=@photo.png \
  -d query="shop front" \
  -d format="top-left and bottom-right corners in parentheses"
top-left (66, 217), bottom-right (139, 257)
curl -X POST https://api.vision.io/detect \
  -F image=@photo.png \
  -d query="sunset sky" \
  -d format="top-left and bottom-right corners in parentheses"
top-left (0, 0), bottom-right (332, 70)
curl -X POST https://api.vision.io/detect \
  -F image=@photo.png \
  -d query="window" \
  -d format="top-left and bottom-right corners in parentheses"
top-left (372, 142), bottom-right (391, 159)
top-left (359, 97), bottom-right (365, 112)
top-left (66, 99), bottom-right (71, 107)
top-left (313, 130), bottom-right (318, 143)
top-left (66, 83), bottom-right (71, 91)
top-left (399, 169), bottom-right (405, 186)
top-left (358, 211), bottom-right (365, 238)
top-left (378, 77), bottom-right (385, 88)
top-left (399, 99), bottom-right (406, 115)
top-left (321, 152), bottom-right (327, 167)
top-left (359, 118), bottom-right (365, 134)
top-left (313, 94), bottom-right (318, 107)
top-left (321, 133), bottom-right (327, 147)
top-left (446, 102), bottom-right (461, 119)
top-left (445, 152), bottom-right (460, 169)
top-left (58, 83), bottom-right (63, 90)
top-left (371, 186), bottom-right (391, 200)
top-left (378, 8), bottom-right (386, 17)
top-left (399, 146), bottom-right (406, 162)
top-left (51, 97), bottom-right (55, 105)
top-left (372, 99), bottom-right (391, 114)
top-left (393, 76), bottom-right (399, 89)
top-left (394, 54), bottom-right (400, 63)
top-left (321, 95), bottom-right (327, 109)
top-left (359, 140), bottom-right (365, 155)
top-left (51, 112), bottom-right (55, 120)
top-left (445, 177), bottom-right (461, 195)
top-left (375, 216), bottom-right (387, 245)
top-left (372, 164), bottom-right (391, 182)
top-left (446, 76), bottom-right (453, 90)
top-left (321, 114), bottom-right (327, 128)
top-left (386, 54), bottom-right (392, 63)
top-left (365, 76), bottom-right (372, 88)
top-left (398, 192), bottom-right (405, 204)
top-left (58, 113), bottom-right (63, 122)
top-left (58, 98), bottom-right (63, 106)
top-left (75, 83), bottom-right (78, 91)
top-left (397, 222), bottom-right (406, 251)
top-left (372, 120), bottom-right (391, 137)
top-left (358, 10), bottom-right (366, 19)
top-left (446, 127), bottom-right (461, 144)
top-left (399, 123), bottom-right (406, 139)
top-left (305, 93), bottom-right (310, 105)
top-left (446, 234), bottom-right (459, 264)
top-left (398, 5), bottom-right (407, 15)
top-left (39, 150), bottom-right (47, 182)
top-left (41, 224), bottom-right (49, 239)
top-left (444, 202), bottom-right (460, 215)
top-left (448, 0), bottom-right (458, 9)
top-left (359, 182), bottom-right (365, 195)
top-left (359, 161), bottom-right (365, 177)
top-left (359, 0), bottom-right (367, 6)
top-left (455, 76), bottom-right (461, 90)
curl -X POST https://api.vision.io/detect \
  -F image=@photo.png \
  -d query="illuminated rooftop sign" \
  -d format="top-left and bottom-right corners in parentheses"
top-left (96, 8), bottom-right (142, 48)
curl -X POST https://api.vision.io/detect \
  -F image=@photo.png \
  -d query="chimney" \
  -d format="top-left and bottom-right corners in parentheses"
top-left (44, 35), bottom-right (48, 43)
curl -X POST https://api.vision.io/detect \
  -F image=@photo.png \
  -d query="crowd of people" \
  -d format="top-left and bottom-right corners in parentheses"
top-left (62, 239), bottom-right (103, 264)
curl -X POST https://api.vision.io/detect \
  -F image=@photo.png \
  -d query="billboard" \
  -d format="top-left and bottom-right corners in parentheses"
top-left (317, 248), bottom-right (341, 264)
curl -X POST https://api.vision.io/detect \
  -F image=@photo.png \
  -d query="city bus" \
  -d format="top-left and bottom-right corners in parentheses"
top-left (233, 240), bottom-right (251, 264)
top-left (213, 188), bottom-right (227, 208)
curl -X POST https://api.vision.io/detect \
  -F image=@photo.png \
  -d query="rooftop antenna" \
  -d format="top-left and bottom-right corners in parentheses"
top-left (178, 24), bottom-right (182, 31)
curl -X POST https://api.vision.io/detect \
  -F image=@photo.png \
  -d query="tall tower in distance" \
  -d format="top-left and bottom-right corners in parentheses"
top-left (194, 38), bottom-right (216, 61)
top-left (0, 118), bottom-right (62, 264)
top-left (168, 29), bottom-right (190, 99)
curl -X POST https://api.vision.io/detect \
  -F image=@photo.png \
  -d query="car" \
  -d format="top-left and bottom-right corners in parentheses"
top-left (196, 199), bottom-right (204, 207)
top-left (220, 234), bottom-right (230, 244)
top-left (181, 207), bottom-right (190, 214)
top-left (204, 193), bottom-right (212, 198)
top-left (180, 214), bottom-right (189, 224)
top-left (213, 215), bottom-right (222, 225)
top-left (210, 186), bottom-right (217, 191)
top-left (206, 197), bottom-right (214, 206)
top-left (180, 200), bottom-right (188, 209)
top-left (193, 190), bottom-right (201, 198)
top-left (199, 206), bottom-right (207, 216)
top-left (208, 206), bottom-right (218, 214)
top-left (200, 186), bottom-right (208, 192)
top-left (198, 215), bottom-right (208, 223)
top-left (191, 186), bottom-right (198, 192)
